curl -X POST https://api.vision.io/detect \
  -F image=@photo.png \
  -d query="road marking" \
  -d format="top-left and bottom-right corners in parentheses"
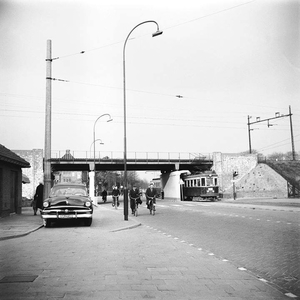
top-left (285, 293), bottom-right (297, 298)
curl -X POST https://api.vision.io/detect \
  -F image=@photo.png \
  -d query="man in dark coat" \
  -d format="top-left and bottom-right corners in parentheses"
top-left (129, 185), bottom-right (141, 214)
top-left (112, 186), bottom-right (120, 207)
top-left (145, 182), bottom-right (157, 208)
top-left (101, 189), bottom-right (107, 203)
top-left (34, 181), bottom-right (44, 213)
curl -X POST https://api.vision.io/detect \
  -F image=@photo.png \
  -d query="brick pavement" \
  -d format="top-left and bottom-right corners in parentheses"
top-left (0, 204), bottom-right (296, 299)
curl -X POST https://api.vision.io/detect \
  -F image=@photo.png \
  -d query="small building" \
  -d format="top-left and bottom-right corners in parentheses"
top-left (0, 144), bottom-right (30, 217)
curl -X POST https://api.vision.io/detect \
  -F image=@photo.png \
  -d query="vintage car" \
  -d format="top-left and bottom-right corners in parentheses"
top-left (41, 183), bottom-right (93, 227)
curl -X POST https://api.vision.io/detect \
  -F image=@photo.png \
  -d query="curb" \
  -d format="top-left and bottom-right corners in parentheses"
top-left (0, 225), bottom-right (44, 241)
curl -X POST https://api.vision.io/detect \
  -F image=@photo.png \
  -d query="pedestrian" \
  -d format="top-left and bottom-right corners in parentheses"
top-left (101, 189), bottom-right (107, 203)
top-left (145, 182), bottom-right (157, 209)
top-left (33, 180), bottom-right (44, 215)
top-left (112, 185), bottom-right (120, 207)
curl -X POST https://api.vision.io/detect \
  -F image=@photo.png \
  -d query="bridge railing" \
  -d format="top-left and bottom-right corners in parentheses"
top-left (51, 150), bottom-right (213, 163)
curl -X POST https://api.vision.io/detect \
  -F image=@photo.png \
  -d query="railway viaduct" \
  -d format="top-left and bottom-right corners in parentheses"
top-left (15, 149), bottom-right (299, 201)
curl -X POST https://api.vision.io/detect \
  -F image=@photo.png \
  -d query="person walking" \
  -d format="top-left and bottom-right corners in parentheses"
top-left (101, 189), bottom-right (107, 203)
top-left (33, 181), bottom-right (44, 215)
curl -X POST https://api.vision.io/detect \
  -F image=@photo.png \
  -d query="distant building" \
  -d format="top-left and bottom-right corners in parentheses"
top-left (59, 171), bottom-right (82, 183)
top-left (13, 149), bottom-right (43, 200)
top-left (0, 144), bottom-right (30, 217)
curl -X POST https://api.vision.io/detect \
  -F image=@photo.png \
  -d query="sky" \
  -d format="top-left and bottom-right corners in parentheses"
top-left (1, 0), bottom-right (299, 163)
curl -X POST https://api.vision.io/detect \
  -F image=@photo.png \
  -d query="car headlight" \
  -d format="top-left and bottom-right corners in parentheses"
top-left (85, 201), bottom-right (91, 207)
top-left (43, 201), bottom-right (49, 208)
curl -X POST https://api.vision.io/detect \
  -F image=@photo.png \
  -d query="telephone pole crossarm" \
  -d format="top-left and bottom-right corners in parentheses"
top-left (247, 106), bottom-right (295, 159)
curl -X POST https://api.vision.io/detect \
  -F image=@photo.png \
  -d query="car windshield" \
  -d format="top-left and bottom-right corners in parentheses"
top-left (50, 186), bottom-right (87, 197)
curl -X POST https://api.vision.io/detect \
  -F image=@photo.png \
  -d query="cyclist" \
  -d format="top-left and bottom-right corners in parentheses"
top-left (129, 184), bottom-right (142, 214)
top-left (145, 182), bottom-right (157, 209)
top-left (112, 185), bottom-right (120, 207)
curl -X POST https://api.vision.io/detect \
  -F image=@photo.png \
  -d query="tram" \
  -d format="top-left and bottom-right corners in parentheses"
top-left (181, 170), bottom-right (220, 201)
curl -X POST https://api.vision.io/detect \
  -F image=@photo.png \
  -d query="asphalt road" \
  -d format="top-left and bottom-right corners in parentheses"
top-left (135, 199), bottom-right (300, 297)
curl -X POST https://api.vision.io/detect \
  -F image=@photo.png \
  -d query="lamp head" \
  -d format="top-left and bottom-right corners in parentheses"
top-left (152, 30), bottom-right (163, 37)
top-left (107, 118), bottom-right (113, 122)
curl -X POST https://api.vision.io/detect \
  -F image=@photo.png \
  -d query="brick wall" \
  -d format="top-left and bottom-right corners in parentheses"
top-left (213, 152), bottom-right (258, 196)
top-left (213, 152), bottom-right (287, 199)
top-left (233, 163), bottom-right (287, 198)
top-left (0, 163), bottom-right (23, 217)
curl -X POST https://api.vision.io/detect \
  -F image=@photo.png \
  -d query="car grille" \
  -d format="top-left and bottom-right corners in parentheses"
top-left (44, 206), bottom-right (91, 214)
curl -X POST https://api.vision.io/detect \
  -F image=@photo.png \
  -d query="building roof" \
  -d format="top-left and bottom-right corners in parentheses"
top-left (0, 144), bottom-right (30, 168)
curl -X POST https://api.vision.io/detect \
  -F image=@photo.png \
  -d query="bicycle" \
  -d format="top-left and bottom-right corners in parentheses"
top-left (147, 196), bottom-right (156, 215)
top-left (130, 197), bottom-right (140, 217)
top-left (112, 196), bottom-right (119, 209)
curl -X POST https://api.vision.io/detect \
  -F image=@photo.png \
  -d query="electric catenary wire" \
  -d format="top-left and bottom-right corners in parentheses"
top-left (49, 0), bottom-right (256, 62)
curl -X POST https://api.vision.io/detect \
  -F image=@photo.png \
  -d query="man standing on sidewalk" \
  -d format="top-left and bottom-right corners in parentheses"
top-left (34, 181), bottom-right (44, 214)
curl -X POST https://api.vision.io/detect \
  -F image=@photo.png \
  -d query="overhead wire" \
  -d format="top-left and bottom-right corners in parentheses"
top-left (49, 0), bottom-right (256, 61)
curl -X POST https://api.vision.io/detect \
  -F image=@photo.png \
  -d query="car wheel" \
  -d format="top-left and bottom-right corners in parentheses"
top-left (84, 219), bottom-right (92, 226)
top-left (43, 219), bottom-right (51, 228)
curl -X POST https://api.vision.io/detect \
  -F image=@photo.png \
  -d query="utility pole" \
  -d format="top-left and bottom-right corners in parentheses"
top-left (289, 105), bottom-right (296, 160)
top-left (247, 115), bottom-right (252, 154)
top-left (247, 106), bottom-right (295, 159)
top-left (44, 40), bottom-right (52, 200)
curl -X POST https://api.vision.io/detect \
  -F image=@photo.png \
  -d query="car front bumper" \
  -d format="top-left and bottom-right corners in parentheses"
top-left (41, 210), bottom-right (93, 220)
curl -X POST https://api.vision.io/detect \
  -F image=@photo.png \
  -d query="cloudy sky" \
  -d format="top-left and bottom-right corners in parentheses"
top-left (1, 0), bottom-right (299, 160)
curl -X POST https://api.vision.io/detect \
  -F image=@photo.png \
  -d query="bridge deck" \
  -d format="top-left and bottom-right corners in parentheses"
top-left (50, 151), bottom-right (213, 172)
top-left (50, 153), bottom-right (213, 172)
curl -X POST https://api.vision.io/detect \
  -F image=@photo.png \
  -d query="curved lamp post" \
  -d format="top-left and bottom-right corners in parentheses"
top-left (123, 21), bottom-right (163, 221)
top-left (90, 139), bottom-right (104, 158)
top-left (91, 114), bottom-right (113, 204)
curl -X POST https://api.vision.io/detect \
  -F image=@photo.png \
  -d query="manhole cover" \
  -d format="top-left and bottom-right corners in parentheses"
top-left (0, 275), bottom-right (38, 283)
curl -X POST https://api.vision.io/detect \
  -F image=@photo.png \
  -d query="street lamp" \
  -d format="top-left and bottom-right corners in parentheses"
top-left (90, 139), bottom-right (104, 159)
top-left (91, 114), bottom-right (113, 204)
top-left (123, 21), bottom-right (163, 221)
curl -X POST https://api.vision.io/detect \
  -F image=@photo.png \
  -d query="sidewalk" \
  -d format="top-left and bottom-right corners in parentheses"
top-left (0, 204), bottom-right (140, 241)
top-left (220, 197), bottom-right (300, 212)
top-left (0, 202), bottom-right (297, 299)
top-left (0, 207), bottom-right (44, 241)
